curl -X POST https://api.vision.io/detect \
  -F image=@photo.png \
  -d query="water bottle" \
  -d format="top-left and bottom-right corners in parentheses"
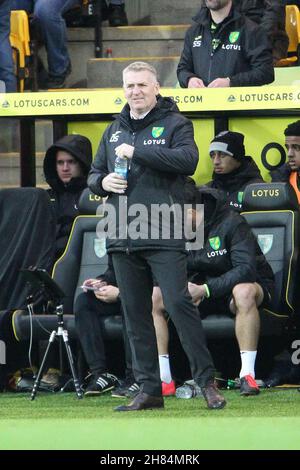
top-left (175, 383), bottom-right (196, 399)
top-left (114, 155), bottom-right (128, 180)
top-left (175, 380), bottom-right (203, 399)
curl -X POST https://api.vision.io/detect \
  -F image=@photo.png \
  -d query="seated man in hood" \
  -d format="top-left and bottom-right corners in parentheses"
top-left (43, 134), bottom-right (92, 260)
top-left (206, 130), bottom-right (264, 211)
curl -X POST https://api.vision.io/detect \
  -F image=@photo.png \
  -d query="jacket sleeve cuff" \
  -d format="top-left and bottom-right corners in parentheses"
top-left (203, 284), bottom-right (210, 298)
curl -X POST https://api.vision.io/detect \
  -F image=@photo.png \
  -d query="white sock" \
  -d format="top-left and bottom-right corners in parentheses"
top-left (159, 354), bottom-right (172, 383)
top-left (239, 351), bottom-right (257, 379)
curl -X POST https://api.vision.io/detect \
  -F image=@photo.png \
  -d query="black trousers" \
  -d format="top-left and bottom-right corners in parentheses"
top-left (74, 291), bottom-right (122, 376)
top-left (112, 250), bottom-right (215, 396)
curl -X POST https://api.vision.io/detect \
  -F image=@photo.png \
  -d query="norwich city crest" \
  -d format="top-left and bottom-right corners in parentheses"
top-left (152, 127), bottom-right (164, 138)
top-left (237, 192), bottom-right (244, 204)
top-left (229, 31), bottom-right (240, 43)
top-left (209, 236), bottom-right (221, 250)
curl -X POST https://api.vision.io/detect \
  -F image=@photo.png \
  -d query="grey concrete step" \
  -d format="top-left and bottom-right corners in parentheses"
top-left (150, 0), bottom-right (200, 24)
top-left (0, 153), bottom-right (45, 187)
top-left (64, 25), bottom-right (188, 88)
top-left (87, 56), bottom-right (179, 88)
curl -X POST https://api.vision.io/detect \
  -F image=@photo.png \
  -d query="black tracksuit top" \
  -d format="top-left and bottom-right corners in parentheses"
top-left (88, 96), bottom-right (199, 253)
top-left (207, 156), bottom-right (264, 212)
top-left (177, 6), bottom-right (274, 88)
top-left (187, 191), bottom-right (274, 299)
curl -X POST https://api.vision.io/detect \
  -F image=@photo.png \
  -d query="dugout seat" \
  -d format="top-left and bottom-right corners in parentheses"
top-left (0, 188), bottom-right (56, 310)
top-left (12, 184), bottom-right (300, 343)
top-left (12, 188), bottom-right (123, 341)
top-left (276, 5), bottom-right (300, 66)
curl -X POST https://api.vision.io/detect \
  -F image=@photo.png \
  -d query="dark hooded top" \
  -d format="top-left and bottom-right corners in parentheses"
top-left (177, 4), bottom-right (274, 87)
top-left (43, 134), bottom-right (92, 259)
top-left (187, 188), bottom-right (274, 299)
top-left (206, 156), bottom-right (264, 212)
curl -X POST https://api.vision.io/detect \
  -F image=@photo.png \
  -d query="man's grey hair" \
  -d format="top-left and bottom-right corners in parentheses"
top-left (122, 61), bottom-right (159, 84)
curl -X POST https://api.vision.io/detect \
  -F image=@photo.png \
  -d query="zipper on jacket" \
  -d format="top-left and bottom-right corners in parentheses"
top-left (124, 131), bottom-right (136, 253)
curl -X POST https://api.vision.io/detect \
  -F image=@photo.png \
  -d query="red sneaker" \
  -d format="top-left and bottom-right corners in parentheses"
top-left (162, 380), bottom-right (176, 396)
top-left (240, 375), bottom-right (260, 396)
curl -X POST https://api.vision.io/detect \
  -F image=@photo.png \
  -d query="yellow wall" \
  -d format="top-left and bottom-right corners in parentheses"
top-left (229, 117), bottom-right (293, 182)
top-left (69, 116), bottom-right (294, 186)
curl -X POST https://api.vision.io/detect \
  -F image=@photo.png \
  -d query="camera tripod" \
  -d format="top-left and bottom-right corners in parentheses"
top-left (30, 304), bottom-right (83, 400)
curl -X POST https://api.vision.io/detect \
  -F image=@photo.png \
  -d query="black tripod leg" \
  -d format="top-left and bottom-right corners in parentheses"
top-left (62, 330), bottom-right (83, 399)
top-left (31, 330), bottom-right (56, 401)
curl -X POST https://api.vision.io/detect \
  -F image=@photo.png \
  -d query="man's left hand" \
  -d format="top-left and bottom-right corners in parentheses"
top-left (188, 282), bottom-right (206, 306)
top-left (208, 78), bottom-right (230, 88)
top-left (115, 143), bottom-right (134, 159)
top-left (95, 285), bottom-right (120, 303)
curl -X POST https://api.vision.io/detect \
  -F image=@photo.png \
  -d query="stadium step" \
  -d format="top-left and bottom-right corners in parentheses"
top-left (0, 152), bottom-right (45, 187)
top-left (150, 0), bottom-right (200, 25)
top-left (55, 25), bottom-right (188, 88)
top-left (87, 55), bottom-right (180, 88)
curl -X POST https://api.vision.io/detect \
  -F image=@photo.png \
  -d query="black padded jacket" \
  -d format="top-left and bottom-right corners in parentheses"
top-left (177, 5), bottom-right (274, 88)
top-left (187, 189), bottom-right (274, 298)
top-left (88, 95), bottom-right (199, 253)
top-left (206, 156), bottom-right (264, 212)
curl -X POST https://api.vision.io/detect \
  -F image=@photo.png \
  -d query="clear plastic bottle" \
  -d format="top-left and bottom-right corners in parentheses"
top-left (114, 155), bottom-right (128, 179)
top-left (175, 383), bottom-right (196, 399)
top-left (175, 379), bottom-right (203, 399)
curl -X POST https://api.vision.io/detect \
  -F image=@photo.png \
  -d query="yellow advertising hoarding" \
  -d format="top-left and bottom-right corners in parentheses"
top-left (70, 117), bottom-right (293, 186)
top-left (1, 86), bottom-right (300, 117)
top-left (1, 87), bottom-right (299, 186)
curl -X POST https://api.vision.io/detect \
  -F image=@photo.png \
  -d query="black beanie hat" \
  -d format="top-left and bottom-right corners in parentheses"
top-left (209, 131), bottom-right (245, 161)
top-left (284, 120), bottom-right (300, 137)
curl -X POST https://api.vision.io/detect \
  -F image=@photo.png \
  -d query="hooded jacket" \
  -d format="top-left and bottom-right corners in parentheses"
top-left (44, 134), bottom-right (92, 258)
top-left (88, 95), bottom-right (199, 253)
top-left (177, 4), bottom-right (274, 88)
top-left (206, 156), bottom-right (264, 211)
top-left (187, 188), bottom-right (274, 299)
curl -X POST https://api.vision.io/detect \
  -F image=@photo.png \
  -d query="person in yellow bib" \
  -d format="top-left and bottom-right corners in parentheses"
top-left (271, 120), bottom-right (300, 204)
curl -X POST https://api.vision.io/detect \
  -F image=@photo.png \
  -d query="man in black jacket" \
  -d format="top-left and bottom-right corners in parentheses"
top-left (206, 130), bottom-right (264, 211)
top-left (177, 0), bottom-right (274, 88)
top-left (88, 61), bottom-right (226, 411)
top-left (152, 182), bottom-right (275, 396)
top-left (43, 134), bottom-right (92, 260)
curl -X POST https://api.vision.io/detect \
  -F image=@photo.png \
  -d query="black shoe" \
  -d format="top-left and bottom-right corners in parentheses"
top-left (201, 380), bottom-right (226, 409)
top-left (84, 373), bottom-right (119, 396)
top-left (108, 4), bottom-right (128, 27)
top-left (45, 62), bottom-right (72, 89)
top-left (112, 381), bottom-right (140, 398)
top-left (114, 392), bottom-right (164, 412)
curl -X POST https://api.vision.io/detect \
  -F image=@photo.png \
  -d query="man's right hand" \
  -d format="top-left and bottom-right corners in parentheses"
top-left (188, 77), bottom-right (205, 88)
top-left (102, 173), bottom-right (128, 193)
